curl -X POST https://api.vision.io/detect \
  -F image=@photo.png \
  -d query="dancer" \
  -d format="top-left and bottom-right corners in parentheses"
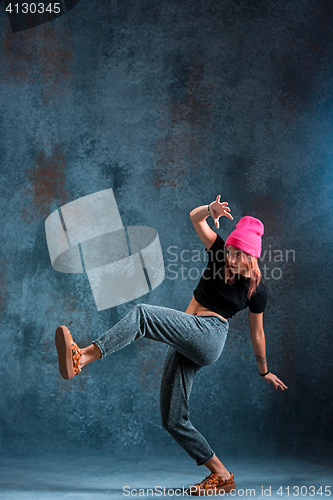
top-left (55, 196), bottom-right (287, 496)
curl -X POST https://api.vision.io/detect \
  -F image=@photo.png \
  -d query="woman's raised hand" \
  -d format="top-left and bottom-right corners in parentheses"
top-left (209, 195), bottom-right (233, 229)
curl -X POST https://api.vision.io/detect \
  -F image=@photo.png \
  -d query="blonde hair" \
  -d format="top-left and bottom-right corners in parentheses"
top-left (224, 246), bottom-right (261, 299)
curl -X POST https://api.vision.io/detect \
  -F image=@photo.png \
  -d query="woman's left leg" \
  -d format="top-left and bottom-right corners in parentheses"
top-left (160, 345), bottom-right (236, 495)
top-left (160, 346), bottom-right (232, 474)
top-left (160, 345), bottom-right (214, 466)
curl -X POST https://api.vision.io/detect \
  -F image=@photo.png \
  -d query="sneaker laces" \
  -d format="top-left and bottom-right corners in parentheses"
top-left (69, 334), bottom-right (82, 375)
top-left (196, 472), bottom-right (233, 489)
top-left (196, 472), bottom-right (220, 488)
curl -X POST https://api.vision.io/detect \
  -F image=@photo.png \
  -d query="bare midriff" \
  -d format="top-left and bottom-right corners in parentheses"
top-left (184, 295), bottom-right (228, 322)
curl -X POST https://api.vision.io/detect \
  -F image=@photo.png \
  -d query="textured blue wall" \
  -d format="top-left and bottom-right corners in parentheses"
top-left (0, 0), bottom-right (332, 460)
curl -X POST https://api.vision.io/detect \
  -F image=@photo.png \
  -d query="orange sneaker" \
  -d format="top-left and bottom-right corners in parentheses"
top-left (190, 472), bottom-right (236, 496)
top-left (55, 325), bottom-right (82, 380)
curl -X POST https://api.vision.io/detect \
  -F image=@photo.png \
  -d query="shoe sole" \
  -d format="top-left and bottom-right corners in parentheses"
top-left (55, 326), bottom-right (74, 380)
top-left (190, 481), bottom-right (236, 496)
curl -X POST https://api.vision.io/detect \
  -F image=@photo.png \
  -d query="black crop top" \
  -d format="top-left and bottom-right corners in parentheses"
top-left (193, 234), bottom-right (267, 319)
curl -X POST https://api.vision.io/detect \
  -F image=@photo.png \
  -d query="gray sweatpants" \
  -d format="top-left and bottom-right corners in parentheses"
top-left (92, 303), bottom-right (229, 466)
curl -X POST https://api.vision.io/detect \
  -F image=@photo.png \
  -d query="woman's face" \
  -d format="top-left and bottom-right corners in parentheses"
top-left (226, 245), bottom-right (250, 277)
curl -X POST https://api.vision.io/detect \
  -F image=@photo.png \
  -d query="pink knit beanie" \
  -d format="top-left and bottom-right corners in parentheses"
top-left (225, 216), bottom-right (264, 258)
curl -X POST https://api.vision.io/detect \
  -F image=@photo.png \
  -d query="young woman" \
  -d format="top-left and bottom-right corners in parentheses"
top-left (55, 195), bottom-right (287, 496)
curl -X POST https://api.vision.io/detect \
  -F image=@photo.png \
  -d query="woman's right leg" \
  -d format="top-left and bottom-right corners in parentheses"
top-left (80, 343), bottom-right (102, 368)
top-left (91, 303), bottom-right (228, 366)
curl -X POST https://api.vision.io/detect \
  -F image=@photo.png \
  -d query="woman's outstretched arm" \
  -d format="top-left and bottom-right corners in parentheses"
top-left (249, 310), bottom-right (288, 391)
